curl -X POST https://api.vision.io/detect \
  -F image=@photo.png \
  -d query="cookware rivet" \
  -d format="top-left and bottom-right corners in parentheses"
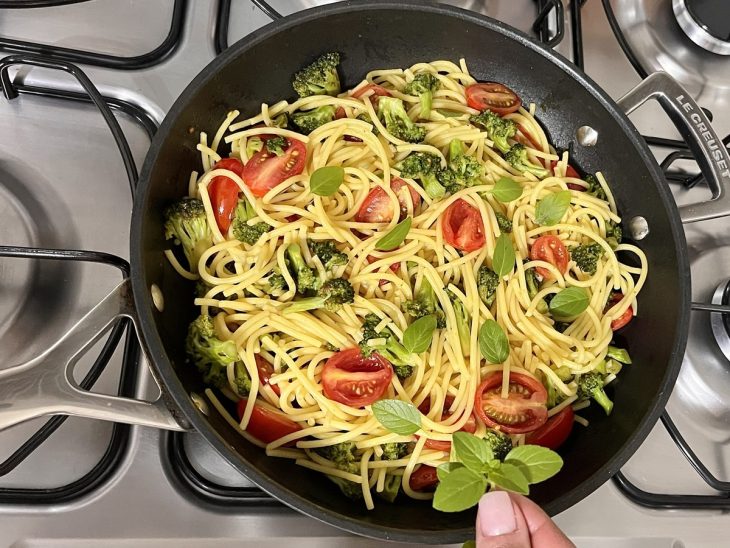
top-left (577, 125), bottom-right (598, 146)
top-left (190, 392), bottom-right (209, 416)
top-left (629, 216), bottom-right (649, 240)
top-left (150, 284), bottom-right (164, 312)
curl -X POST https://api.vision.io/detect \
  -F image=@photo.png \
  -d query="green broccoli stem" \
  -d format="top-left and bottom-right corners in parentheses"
top-left (284, 296), bottom-right (325, 314)
top-left (419, 91), bottom-right (433, 120)
top-left (606, 345), bottom-right (631, 364)
top-left (448, 138), bottom-right (464, 162)
top-left (592, 387), bottom-right (614, 415)
top-left (421, 173), bottom-right (446, 200)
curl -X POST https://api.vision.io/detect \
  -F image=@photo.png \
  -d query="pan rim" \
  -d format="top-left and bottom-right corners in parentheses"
top-left (131, 0), bottom-right (690, 543)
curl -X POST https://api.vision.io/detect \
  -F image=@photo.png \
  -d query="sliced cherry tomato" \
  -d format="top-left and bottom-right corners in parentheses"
top-left (475, 372), bottom-right (548, 434)
top-left (550, 160), bottom-right (583, 191)
top-left (409, 465), bottom-right (439, 492)
top-left (285, 214), bottom-right (301, 222)
top-left (517, 123), bottom-right (542, 151)
top-left (530, 235), bottom-right (569, 279)
top-left (321, 348), bottom-right (393, 408)
top-left (442, 198), bottom-right (486, 253)
top-left (366, 255), bottom-right (401, 287)
top-left (466, 82), bottom-right (521, 115)
top-left (355, 178), bottom-right (420, 223)
top-left (335, 106), bottom-right (346, 119)
top-left (607, 292), bottom-right (634, 331)
top-left (209, 158), bottom-right (244, 233)
top-left (242, 137), bottom-right (306, 197)
top-left (236, 399), bottom-right (301, 445)
top-left (423, 414), bottom-right (477, 451)
top-left (352, 83), bottom-right (392, 107)
top-left (255, 354), bottom-right (281, 397)
top-left (526, 406), bottom-right (574, 449)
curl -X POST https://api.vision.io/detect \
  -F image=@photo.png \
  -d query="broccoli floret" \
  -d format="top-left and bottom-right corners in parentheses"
top-left (542, 372), bottom-right (565, 409)
top-left (577, 372), bottom-right (613, 415)
top-left (402, 278), bottom-right (446, 328)
top-left (291, 105), bottom-right (336, 135)
top-left (606, 220), bottom-right (622, 249)
top-left (524, 267), bottom-right (548, 314)
top-left (292, 52), bottom-right (341, 98)
top-left (195, 279), bottom-right (211, 298)
top-left (246, 136), bottom-right (264, 158)
top-left (477, 266), bottom-right (499, 307)
top-left (470, 110), bottom-right (517, 154)
top-left (285, 277), bottom-right (355, 314)
top-left (570, 242), bottom-right (604, 275)
top-left (185, 315), bottom-right (238, 388)
top-left (439, 139), bottom-right (483, 194)
top-left (264, 135), bottom-right (288, 156)
top-left (398, 152), bottom-right (446, 199)
top-left (164, 198), bottom-right (212, 270)
top-left (359, 314), bottom-right (415, 379)
top-left (285, 243), bottom-right (319, 295)
top-left (318, 442), bottom-right (359, 473)
top-left (483, 430), bottom-right (513, 461)
top-left (272, 113), bottom-right (289, 128)
top-left (585, 174), bottom-right (607, 201)
top-left (327, 475), bottom-right (363, 500)
top-left (231, 198), bottom-right (271, 245)
top-left (356, 113), bottom-right (378, 135)
top-left (447, 290), bottom-right (471, 356)
top-left (378, 473), bottom-right (401, 503)
top-left (309, 239), bottom-right (348, 271)
top-left (404, 72), bottom-right (440, 119)
top-left (377, 96), bottom-right (426, 143)
top-left (607, 345), bottom-right (631, 364)
top-left (257, 270), bottom-right (287, 295)
top-left (234, 361), bottom-right (251, 396)
top-left (495, 211), bottom-right (512, 233)
top-left (382, 442), bottom-right (409, 461)
top-left (504, 144), bottom-right (549, 179)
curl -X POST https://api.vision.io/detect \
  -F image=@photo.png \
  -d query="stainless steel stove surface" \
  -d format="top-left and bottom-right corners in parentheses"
top-left (1, 1), bottom-right (729, 546)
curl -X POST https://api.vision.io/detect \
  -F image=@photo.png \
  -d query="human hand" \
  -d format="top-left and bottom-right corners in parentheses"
top-left (476, 491), bottom-right (575, 548)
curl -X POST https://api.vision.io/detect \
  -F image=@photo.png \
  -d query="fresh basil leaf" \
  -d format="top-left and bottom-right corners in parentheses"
top-left (492, 177), bottom-right (523, 203)
top-left (437, 462), bottom-right (465, 482)
top-left (375, 216), bottom-right (412, 251)
top-left (535, 190), bottom-right (571, 226)
top-left (478, 319), bottom-right (509, 364)
top-left (549, 287), bottom-right (590, 319)
top-left (505, 445), bottom-right (564, 484)
top-left (310, 165), bottom-right (345, 196)
top-left (488, 462), bottom-right (530, 495)
top-left (403, 314), bottom-right (436, 354)
top-left (371, 399), bottom-right (422, 435)
top-left (432, 466), bottom-right (487, 512)
top-left (452, 432), bottom-right (493, 472)
top-left (492, 233), bottom-right (515, 277)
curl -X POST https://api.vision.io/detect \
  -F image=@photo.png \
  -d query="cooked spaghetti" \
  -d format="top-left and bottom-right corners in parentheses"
top-left (164, 56), bottom-right (646, 509)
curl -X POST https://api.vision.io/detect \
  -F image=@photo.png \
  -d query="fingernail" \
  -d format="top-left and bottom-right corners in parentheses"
top-left (478, 491), bottom-right (517, 537)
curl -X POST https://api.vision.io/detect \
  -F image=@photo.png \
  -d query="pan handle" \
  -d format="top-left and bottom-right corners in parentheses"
top-left (0, 279), bottom-right (190, 432)
top-left (617, 72), bottom-right (730, 224)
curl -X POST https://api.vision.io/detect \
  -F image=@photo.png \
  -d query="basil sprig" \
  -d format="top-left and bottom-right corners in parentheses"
top-left (549, 287), bottom-right (590, 319)
top-left (535, 190), bottom-right (571, 226)
top-left (491, 233), bottom-right (515, 277)
top-left (491, 177), bottom-right (523, 203)
top-left (432, 433), bottom-right (563, 512)
top-left (310, 165), bottom-right (345, 196)
top-left (375, 217), bottom-right (411, 251)
top-left (478, 319), bottom-right (509, 364)
top-left (403, 314), bottom-right (437, 354)
top-left (371, 399), bottom-right (421, 435)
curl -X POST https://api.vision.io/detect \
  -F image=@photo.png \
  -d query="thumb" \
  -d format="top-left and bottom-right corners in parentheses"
top-left (476, 491), bottom-right (574, 548)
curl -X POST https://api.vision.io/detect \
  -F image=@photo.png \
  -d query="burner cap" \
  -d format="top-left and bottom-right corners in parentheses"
top-left (673, 0), bottom-right (730, 55)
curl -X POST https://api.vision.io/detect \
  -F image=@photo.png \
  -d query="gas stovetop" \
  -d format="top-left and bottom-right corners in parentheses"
top-left (1, 1), bottom-right (730, 546)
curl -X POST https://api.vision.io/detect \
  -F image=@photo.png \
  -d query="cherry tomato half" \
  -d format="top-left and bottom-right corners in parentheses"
top-left (321, 348), bottom-right (393, 408)
top-left (352, 83), bottom-right (392, 107)
top-left (242, 137), bottom-right (306, 197)
top-left (475, 372), bottom-right (548, 434)
top-left (255, 354), bottom-right (281, 397)
top-left (526, 406), bottom-right (574, 449)
top-left (355, 178), bottom-right (420, 223)
top-left (607, 291), bottom-right (634, 331)
top-left (517, 124), bottom-right (542, 151)
top-left (550, 160), bottom-right (583, 191)
top-left (409, 465), bottom-right (439, 492)
top-left (465, 82), bottom-right (521, 115)
top-left (442, 198), bottom-right (486, 253)
top-left (530, 235), bottom-right (569, 280)
top-left (423, 413), bottom-right (477, 451)
top-left (366, 255), bottom-right (401, 287)
top-left (209, 157), bottom-right (244, 233)
top-left (236, 399), bottom-right (301, 445)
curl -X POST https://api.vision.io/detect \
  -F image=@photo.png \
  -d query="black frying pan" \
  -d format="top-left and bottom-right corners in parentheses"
top-left (3, 1), bottom-right (730, 544)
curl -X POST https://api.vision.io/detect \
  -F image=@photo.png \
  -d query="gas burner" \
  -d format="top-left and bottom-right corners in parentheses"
top-left (673, 0), bottom-right (730, 56)
top-left (710, 278), bottom-right (730, 361)
top-left (610, 0), bottom-right (730, 97)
